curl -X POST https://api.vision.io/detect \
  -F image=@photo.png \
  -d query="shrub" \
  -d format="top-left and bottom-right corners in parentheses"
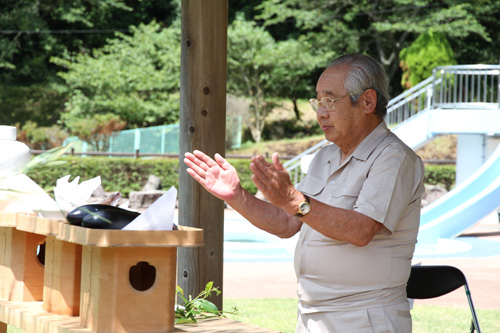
top-left (26, 157), bottom-right (456, 198)
top-left (424, 165), bottom-right (456, 190)
top-left (26, 156), bottom-right (259, 197)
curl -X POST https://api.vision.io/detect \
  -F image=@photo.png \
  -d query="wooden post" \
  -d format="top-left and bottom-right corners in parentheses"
top-left (178, 0), bottom-right (228, 310)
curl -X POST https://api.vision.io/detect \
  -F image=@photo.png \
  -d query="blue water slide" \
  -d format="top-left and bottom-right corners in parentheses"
top-left (418, 142), bottom-right (500, 244)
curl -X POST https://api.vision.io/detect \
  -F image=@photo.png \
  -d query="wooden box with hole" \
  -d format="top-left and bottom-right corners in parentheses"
top-left (0, 213), bottom-right (45, 302)
top-left (15, 213), bottom-right (82, 316)
top-left (56, 223), bottom-right (204, 332)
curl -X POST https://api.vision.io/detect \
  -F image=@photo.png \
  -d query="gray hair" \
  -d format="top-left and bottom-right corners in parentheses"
top-left (329, 53), bottom-right (390, 119)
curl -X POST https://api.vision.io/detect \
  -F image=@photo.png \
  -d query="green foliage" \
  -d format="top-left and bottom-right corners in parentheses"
top-left (0, 0), bottom-right (131, 84)
top-left (25, 156), bottom-right (456, 197)
top-left (257, 0), bottom-right (498, 95)
top-left (448, 1), bottom-right (500, 65)
top-left (175, 282), bottom-right (238, 324)
top-left (19, 121), bottom-right (69, 150)
top-left (424, 165), bottom-right (456, 190)
top-left (227, 14), bottom-right (276, 143)
top-left (262, 117), bottom-right (321, 141)
top-left (399, 32), bottom-right (457, 89)
top-left (224, 298), bottom-right (297, 333)
top-left (227, 14), bottom-right (322, 142)
top-left (223, 299), bottom-right (500, 333)
top-left (20, 145), bottom-right (73, 175)
top-left (52, 20), bottom-right (181, 130)
top-left (65, 113), bottom-right (126, 151)
top-left (412, 304), bottom-right (500, 333)
top-left (25, 157), bottom-right (259, 198)
top-left (0, 83), bottom-right (66, 128)
top-left (0, 0), bottom-right (179, 85)
top-left (0, 145), bottom-right (73, 193)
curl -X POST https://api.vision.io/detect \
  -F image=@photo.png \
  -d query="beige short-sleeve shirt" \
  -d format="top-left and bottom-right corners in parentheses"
top-left (295, 121), bottom-right (425, 312)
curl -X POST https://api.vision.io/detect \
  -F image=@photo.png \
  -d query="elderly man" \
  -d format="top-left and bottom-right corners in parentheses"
top-left (184, 53), bottom-right (424, 332)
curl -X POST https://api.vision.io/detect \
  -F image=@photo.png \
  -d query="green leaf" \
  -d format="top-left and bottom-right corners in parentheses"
top-left (18, 143), bottom-right (74, 174)
top-left (204, 281), bottom-right (214, 293)
top-left (193, 299), bottom-right (219, 314)
top-left (174, 281), bottom-right (237, 324)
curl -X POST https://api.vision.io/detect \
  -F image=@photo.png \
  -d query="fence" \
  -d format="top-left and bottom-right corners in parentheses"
top-left (64, 116), bottom-right (242, 155)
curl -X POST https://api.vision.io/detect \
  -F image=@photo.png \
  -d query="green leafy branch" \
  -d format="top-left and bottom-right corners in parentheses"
top-left (175, 281), bottom-right (238, 325)
top-left (18, 144), bottom-right (74, 175)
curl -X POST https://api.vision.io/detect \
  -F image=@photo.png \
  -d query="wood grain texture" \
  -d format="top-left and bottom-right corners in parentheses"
top-left (178, 0), bottom-right (228, 311)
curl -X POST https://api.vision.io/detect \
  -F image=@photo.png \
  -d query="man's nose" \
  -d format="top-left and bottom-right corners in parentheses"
top-left (317, 105), bottom-right (330, 117)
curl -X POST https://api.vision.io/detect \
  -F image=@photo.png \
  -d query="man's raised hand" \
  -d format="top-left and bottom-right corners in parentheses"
top-left (184, 150), bottom-right (242, 202)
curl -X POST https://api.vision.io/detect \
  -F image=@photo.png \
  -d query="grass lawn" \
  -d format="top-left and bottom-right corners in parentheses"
top-left (6, 299), bottom-right (498, 332)
top-left (223, 298), bottom-right (500, 332)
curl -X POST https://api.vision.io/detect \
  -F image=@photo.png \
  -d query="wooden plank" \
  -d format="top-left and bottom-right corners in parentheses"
top-left (178, 0), bottom-right (228, 311)
top-left (0, 300), bottom-right (279, 332)
top-left (0, 227), bottom-right (8, 299)
top-left (56, 224), bottom-right (204, 247)
top-left (178, 318), bottom-right (281, 332)
top-left (16, 215), bottom-right (61, 236)
top-left (0, 213), bottom-right (17, 228)
top-left (43, 236), bottom-right (82, 316)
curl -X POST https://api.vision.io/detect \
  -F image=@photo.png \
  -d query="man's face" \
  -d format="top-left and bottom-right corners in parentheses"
top-left (315, 65), bottom-right (362, 145)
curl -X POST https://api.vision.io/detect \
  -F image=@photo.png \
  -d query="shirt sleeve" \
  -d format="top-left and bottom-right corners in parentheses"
top-left (354, 145), bottom-right (423, 234)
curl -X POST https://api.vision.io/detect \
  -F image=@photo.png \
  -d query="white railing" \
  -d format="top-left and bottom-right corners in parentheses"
top-left (432, 64), bottom-right (500, 109)
top-left (286, 64), bottom-right (500, 185)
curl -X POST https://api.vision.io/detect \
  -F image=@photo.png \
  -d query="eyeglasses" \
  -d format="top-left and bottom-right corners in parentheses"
top-left (309, 93), bottom-right (352, 112)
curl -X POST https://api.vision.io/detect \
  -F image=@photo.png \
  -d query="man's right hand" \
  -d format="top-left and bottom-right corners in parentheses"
top-left (184, 150), bottom-right (242, 203)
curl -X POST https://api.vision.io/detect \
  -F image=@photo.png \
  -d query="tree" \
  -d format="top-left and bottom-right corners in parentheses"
top-left (262, 37), bottom-right (327, 120)
top-left (227, 15), bottom-right (276, 143)
top-left (227, 14), bottom-right (322, 142)
top-left (0, 0), bottom-right (179, 84)
top-left (256, 0), bottom-right (495, 94)
top-left (52, 21), bottom-right (181, 130)
top-left (17, 121), bottom-right (69, 150)
top-left (399, 31), bottom-right (456, 89)
top-left (0, 0), bottom-right (131, 84)
top-left (66, 114), bottom-right (126, 151)
top-left (0, 0), bottom-right (181, 133)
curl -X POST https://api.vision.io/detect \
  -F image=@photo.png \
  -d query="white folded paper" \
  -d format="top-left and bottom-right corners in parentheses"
top-left (122, 186), bottom-right (176, 231)
top-left (53, 175), bottom-right (102, 215)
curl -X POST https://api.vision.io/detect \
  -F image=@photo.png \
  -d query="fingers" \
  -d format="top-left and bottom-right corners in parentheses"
top-left (250, 155), bottom-right (272, 174)
top-left (193, 150), bottom-right (217, 168)
top-left (272, 152), bottom-right (284, 171)
top-left (250, 153), bottom-right (283, 178)
top-left (214, 153), bottom-right (234, 171)
top-left (186, 167), bottom-right (206, 187)
top-left (184, 150), bottom-right (231, 182)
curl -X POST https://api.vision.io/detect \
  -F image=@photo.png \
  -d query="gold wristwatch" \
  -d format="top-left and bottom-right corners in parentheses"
top-left (294, 194), bottom-right (311, 217)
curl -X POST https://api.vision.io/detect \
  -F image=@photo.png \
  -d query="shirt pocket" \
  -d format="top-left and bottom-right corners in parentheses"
top-left (299, 174), bottom-right (326, 196)
top-left (327, 177), bottom-right (365, 210)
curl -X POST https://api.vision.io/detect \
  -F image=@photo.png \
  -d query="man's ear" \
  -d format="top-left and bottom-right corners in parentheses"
top-left (362, 89), bottom-right (377, 115)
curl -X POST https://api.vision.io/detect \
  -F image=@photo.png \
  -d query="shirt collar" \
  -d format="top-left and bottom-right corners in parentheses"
top-left (328, 121), bottom-right (390, 166)
top-left (351, 121), bottom-right (390, 161)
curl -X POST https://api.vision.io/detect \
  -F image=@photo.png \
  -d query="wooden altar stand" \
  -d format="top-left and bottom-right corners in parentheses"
top-left (0, 212), bottom-right (279, 332)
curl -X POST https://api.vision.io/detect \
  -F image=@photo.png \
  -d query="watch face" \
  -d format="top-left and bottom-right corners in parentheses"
top-left (299, 202), bottom-right (311, 215)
